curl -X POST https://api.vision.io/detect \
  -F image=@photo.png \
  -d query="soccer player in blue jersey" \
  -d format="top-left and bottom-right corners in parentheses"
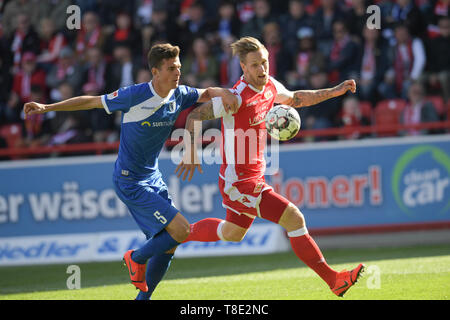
top-left (23, 43), bottom-right (238, 300)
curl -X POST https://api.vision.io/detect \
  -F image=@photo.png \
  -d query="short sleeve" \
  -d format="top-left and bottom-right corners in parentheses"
top-left (180, 86), bottom-right (200, 111)
top-left (212, 89), bottom-right (242, 118)
top-left (271, 77), bottom-right (293, 104)
top-left (101, 86), bottom-right (133, 114)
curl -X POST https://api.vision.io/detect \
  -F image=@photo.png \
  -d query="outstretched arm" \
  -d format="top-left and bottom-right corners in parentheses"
top-left (280, 80), bottom-right (356, 108)
top-left (197, 87), bottom-right (239, 113)
top-left (175, 99), bottom-right (220, 181)
top-left (23, 96), bottom-right (103, 118)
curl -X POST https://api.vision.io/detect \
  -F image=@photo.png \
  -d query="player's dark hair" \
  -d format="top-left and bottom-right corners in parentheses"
top-left (147, 43), bottom-right (180, 70)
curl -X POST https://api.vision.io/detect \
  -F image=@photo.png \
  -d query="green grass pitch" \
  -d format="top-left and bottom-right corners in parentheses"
top-left (0, 244), bottom-right (449, 300)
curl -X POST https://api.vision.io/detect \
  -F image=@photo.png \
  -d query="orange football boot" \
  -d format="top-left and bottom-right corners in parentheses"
top-left (331, 263), bottom-right (365, 297)
top-left (123, 250), bottom-right (148, 292)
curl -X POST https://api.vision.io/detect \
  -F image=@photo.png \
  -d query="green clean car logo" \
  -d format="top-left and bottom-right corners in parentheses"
top-left (392, 145), bottom-right (450, 215)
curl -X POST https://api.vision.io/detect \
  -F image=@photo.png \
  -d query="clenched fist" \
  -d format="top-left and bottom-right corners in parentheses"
top-left (334, 79), bottom-right (357, 96)
top-left (23, 102), bottom-right (47, 118)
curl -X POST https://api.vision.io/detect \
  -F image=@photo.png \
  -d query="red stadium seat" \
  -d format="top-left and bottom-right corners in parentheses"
top-left (359, 101), bottom-right (373, 121)
top-left (425, 95), bottom-right (445, 118)
top-left (374, 99), bottom-right (407, 137)
top-left (0, 123), bottom-right (22, 148)
top-left (447, 100), bottom-right (450, 121)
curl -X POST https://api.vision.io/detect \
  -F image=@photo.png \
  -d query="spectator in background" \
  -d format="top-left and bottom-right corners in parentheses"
top-left (338, 96), bottom-right (371, 140)
top-left (279, 0), bottom-right (314, 54)
top-left (401, 81), bottom-right (439, 136)
top-left (7, 13), bottom-right (41, 74)
top-left (140, 5), bottom-right (181, 56)
top-left (262, 22), bottom-right (291, 82)
top-left (7, 52), bottom-right (47, 122)
top-left (178, 1), bottom-right (215, 52)
top-left (82, 82), bottom-right (116, 143)
top-left (96, 0), bottom-right (136, 27)
top-left (0, 41), bottom-right (13, 125)
top-left (428, 0), bottom-right (449, 26)
top-left (136, 68), bottom-right (152, 84)
top-left (103, 12), bottom-right (143, 61)
top-left (356, 26), bottom-right (390, 105)
top-left (105, 43), bottom-right (141, 92)
top-left (17, 85), bottom-right (53, 148)
top-left (135, 0), bottom-right (157, 27)
top-left (327, 20), bottom-right (360, 85)
top-left (1, 0), bottom-right (38, 37)
top-left (422, 16), bottom-right (450, 102)
top-left (214, 0), bottom-right (241, 41)
top-left (386, 0), bottom-right (427, 38)
top-left (46, 47), bottom-right (84, 100)
top-left (218, 35), bottom-right (242, 88)
top-left (240, 0), bottom-right (276, 40)
top-left (423, 0), bottom-right (449, 37)
top-left (36, 18), bottom-right (67, 70)
top-left (34, 0), bottom-right (73, 34)
top-left (236, 0), bottom-right (256, 24)
top-left (47, 82), bottom-right (91, 146)
top-left (311, 0), bottom-right (346, 54)
top-left (182, 37), bottom-right (219, 88)
top-left (75, 11), bottom-right (104, 60)
top-left (381, 23), bottom-right (426, 99)
top-left (299, 66), bottom-right (342, 140)
top-left (285, 27), bottom-right (327, 90)
top-left (83, 47), bottom-right (107, 95)
top-left (346, 0), bottom-right (371, 40)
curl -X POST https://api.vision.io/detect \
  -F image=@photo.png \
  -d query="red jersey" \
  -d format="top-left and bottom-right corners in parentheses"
top-left (217, 76), bottom-right (291, 183)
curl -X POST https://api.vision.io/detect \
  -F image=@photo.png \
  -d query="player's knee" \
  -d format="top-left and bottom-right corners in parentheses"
top-left (179, 223), bottom-right (191, 241)
top-left (221, 227), bottom-right (246, 242)
top-left (166, 213), bottom-right (191, 242)
top-left (279, 203), bottom-right (305, 232)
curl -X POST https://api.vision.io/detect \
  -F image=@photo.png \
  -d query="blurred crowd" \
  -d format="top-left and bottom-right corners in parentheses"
top-left (0, 0), bottom-right (449, 154)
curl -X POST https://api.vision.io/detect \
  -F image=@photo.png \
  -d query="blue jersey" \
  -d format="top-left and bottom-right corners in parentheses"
top-left (101, 81), bottom-right (199, 182)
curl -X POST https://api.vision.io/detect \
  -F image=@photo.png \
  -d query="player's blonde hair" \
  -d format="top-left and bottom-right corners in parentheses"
top-left (231, 36), bottom-right (266, 62)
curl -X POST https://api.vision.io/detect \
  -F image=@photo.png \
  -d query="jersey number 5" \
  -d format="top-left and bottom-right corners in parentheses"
top-left (153, 211), bottom-right (168, 225)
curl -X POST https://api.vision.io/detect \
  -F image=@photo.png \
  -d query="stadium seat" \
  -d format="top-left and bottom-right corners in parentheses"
top-left (359, 101), bottom-right (373, 121)
top-left (425, 95), bottom-right (445, 118)
top-left (0, 123), bottom-right (22, 148)
top-left (447, 100), bottom-right (450, 122)
top-left (374, 99), bottom-right (407, 137)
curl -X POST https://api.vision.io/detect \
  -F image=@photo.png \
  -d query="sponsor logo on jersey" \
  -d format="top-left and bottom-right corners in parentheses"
top-left (168, 101), bottom-right (176, 112)
top-left (249, 111), bottom-right (268, 126)
top-left (264, 90), bottom-right (273, 100)
top-left (253, 182), bottom-right (264, 194)
top-left (247, 100), bottom-right (259, 107)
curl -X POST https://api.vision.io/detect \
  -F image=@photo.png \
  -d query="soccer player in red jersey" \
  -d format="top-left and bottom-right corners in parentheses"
top-left (175, 37), bottom-right (363, 297)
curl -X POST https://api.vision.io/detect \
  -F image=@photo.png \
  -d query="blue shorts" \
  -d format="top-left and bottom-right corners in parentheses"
top-left (113, 176), bottom-right (179, 239)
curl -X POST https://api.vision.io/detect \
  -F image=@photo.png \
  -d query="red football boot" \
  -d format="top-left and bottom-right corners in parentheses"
top-left (123, 250), bottom-right (148, 292)
top-left (331, 263), bottom-right (365, 297)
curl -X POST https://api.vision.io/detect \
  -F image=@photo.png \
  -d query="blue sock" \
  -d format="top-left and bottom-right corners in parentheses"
top-left (135, 253), bottom-right (174, 300)
top-left (131, 229), bottom-right (179, 264)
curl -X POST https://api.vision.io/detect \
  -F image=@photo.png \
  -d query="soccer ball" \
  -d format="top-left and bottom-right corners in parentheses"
top-left (265, 105), bottom-right (301, 141)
